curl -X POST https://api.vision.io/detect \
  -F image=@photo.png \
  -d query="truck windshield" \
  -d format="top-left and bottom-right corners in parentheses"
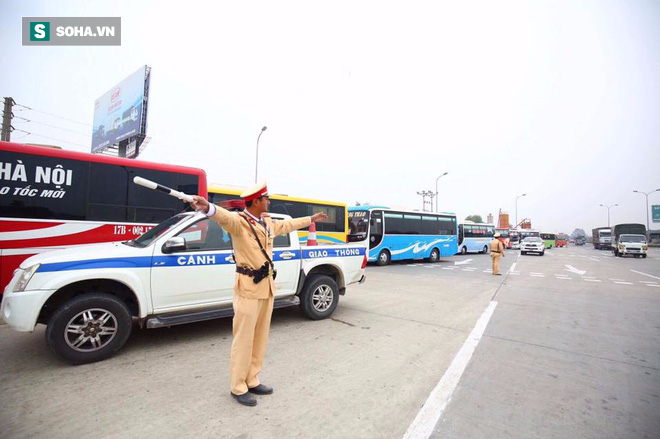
top-left (348, 210), bottom-right (370, 242)
top-left (600, 231), bottom-right (611, 237)
top-left (620, 235), bottom-right (646, 243)
top-left (130, 214), bottom-right (189, 248)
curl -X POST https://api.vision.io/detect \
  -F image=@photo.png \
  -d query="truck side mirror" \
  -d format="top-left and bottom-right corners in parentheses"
top-left (163, 237), bottom-right (187, 253)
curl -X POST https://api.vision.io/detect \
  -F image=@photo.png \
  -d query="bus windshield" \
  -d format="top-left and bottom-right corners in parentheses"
top-left (348, 210), bottom-right (370, 241)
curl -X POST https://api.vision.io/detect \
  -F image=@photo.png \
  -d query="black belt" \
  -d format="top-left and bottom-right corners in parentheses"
top-left (236, 266), bottom-right (259, 277)
top-left (491, 251), bottom-right (501, 253)
top-left (236, 263), bottom-right (277, 283)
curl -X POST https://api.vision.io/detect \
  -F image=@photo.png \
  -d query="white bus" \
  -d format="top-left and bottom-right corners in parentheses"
top-left (457, 222), bottom-right (495, 254)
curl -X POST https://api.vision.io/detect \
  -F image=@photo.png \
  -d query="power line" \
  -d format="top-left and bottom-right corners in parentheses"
top-left (13, 116), bottom-right (92, 138)
top-left (14, 103), bottom-right (92, 127)
top-left (13, 128), bottom-right (88, 151)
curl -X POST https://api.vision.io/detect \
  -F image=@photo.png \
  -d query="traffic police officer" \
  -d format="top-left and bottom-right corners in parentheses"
top-left (190, 181), bottom-right (327, 407)
top-left (490, 232), bottom-right (505, 275)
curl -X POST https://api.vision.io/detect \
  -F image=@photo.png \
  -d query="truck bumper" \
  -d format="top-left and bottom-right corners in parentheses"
top-left (1, 289), bottom-right (52, 332)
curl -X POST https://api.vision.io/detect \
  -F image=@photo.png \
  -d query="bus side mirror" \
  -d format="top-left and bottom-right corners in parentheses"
top-left (163, 237), bottom-right (187, 253)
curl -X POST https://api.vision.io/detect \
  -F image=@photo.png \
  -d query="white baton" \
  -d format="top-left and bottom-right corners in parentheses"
top-left (133, 176), bottom-right (194, 203)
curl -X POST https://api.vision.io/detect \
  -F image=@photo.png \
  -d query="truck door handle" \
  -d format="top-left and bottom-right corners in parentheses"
top-left (280, 252), bottom-right (296, 260)
top-left (225, 255), bottom-right (235, 263)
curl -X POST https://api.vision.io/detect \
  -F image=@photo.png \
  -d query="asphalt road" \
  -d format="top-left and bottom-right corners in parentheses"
top-left (0, 245), bottom-right (658, 439)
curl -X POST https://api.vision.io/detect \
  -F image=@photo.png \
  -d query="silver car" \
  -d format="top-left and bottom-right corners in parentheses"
top-left (521, 237), bottom-right (545, 256)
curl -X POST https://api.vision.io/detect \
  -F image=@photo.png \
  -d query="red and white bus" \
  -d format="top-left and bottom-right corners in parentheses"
top-left (0, 141), bottom-right (207, 296)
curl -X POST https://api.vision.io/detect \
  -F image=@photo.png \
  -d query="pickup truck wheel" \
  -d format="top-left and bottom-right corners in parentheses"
top-left (299, 275), bottom-right (339, 320)
top-left (428, 248), bottom-right (440, 263)
top-left (642, 254), bottom-right (647, 258)
top-left (45, 293), bottom-right (132, 365)
top-left (377, 250), bottom-right (391, 266)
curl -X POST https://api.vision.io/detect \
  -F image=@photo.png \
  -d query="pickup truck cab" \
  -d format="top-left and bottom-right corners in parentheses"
top-left (2, 212), bottom-right (367, 364)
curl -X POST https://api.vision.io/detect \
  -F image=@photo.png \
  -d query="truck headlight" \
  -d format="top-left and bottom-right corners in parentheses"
top-left (618, 245), bottom-right (624, 250)
top-left (642, 245), bottom-right (648, 250)
top-left (13, 264), bottom-right (40, 292)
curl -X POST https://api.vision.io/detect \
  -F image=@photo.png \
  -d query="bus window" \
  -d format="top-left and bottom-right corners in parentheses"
top-left (0, 151), bottom-right (89, 220)
top-left (384, 213), bottom-right (404, 234)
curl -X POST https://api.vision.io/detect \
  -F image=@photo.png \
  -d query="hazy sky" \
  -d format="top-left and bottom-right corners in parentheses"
top-left (2, 0), bottom-right (659, 233)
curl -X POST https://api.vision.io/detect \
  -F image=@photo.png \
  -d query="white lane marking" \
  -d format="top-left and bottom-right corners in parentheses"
top-left (647, 284), bottom-right (660, 288)
top-left (584, 279), bottom-right (602, 282)
top-left (403, 301), bottom-right (498, 439)
top-left (587, 257), bottom-right (600, 262)
top-left (609, 279), bottom-right (625, 281)
top-left (639, 281), bottom-right (657, 284)
top-left (614, 281), bottom-right (633, 285)
top-left (565, 265), bottom-right (586, 276)
top-left (441, 267), bottom-right (455, 270)
top-left (531, 274), bottom-right (545, 277)
top-left (630, 270), bottom-right (660, 281)
top-left (509, 263), bottom-right (517, 273)
top-left (557, 277), bottom-right (572, 280)
top-left (407, 264), bottom-right (417, 267)
top-left (454, 259), bottom-right (473, 266)
top-left (584, 276), bottom-right (597, 279)
top-left (530, 272), bottom-right (544, 275)
top-left (462, 268), bottom-right (476, 272)
top-left (483, 270), bottom-right (492, 273)
top-left (424, 266), bottom-right (436, 269)
top-left (509, 272), bottom-right (519, 275)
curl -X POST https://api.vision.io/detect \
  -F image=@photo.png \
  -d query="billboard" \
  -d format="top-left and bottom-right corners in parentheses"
top-left (653, 205), bottom-right (660, 223)
top-left (91, 65), bottom-right (150, 154)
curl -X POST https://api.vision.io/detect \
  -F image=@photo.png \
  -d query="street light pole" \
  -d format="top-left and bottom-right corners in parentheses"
top-left (435, 172), bottom-right (448, 213)
top-left (255, 126), bottom-right (267, 183)
top-left (599, 203), bottom-right (618, 228)
top-left (515, 193), bottom-right (527, 227)
top-left (633, 189), bottom-right (660, 237)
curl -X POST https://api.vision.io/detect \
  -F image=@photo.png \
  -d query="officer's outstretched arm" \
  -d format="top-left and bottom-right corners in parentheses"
top-left (272, 216), bottom-right (312, 236)
top-left (210, 204), bottom-right (243, 236)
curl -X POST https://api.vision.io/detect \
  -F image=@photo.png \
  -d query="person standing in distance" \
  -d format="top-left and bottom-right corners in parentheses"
top-left (189, 181), bottom-right (328, 407)
top-left (490, 232), bottom-right (505, 275)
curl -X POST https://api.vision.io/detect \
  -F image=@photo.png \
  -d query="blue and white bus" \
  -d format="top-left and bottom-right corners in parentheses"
top-left (457, 222), bottom-right (495, 254)
top-left (347, 206), bottom-right (458, 266)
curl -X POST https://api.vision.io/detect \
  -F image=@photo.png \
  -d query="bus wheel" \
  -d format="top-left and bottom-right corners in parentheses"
top-left (299, 275), bottom-right (339, 320)
top-left (377, 250), bottom-right (391, 266)
top-left (460, 246), bottom-right (467, 255)
top-left (482, 245), bottom-right (488, 254)
top-left (428, 248), bottom-right (440, 263)
top-left (45, 293), bottom-right (133, 365)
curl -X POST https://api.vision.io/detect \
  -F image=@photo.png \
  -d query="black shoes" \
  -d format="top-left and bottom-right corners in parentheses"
top-left (231, 392), bottom-right (257, 407)
top-left (248, 384), bottom-right (274, 395)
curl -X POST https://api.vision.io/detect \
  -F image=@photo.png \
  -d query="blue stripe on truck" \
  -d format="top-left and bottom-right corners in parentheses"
top-left (35, 248), bottom-right (365, 273)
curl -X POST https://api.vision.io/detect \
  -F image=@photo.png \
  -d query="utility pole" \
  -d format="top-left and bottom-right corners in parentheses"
top-left (416, 190), bottom-right (435, 212)
top-left (1, 97), bottom-right (15, 141)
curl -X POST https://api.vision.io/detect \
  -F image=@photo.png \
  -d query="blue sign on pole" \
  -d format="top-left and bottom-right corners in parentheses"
top-left (653, 205), bottom-right (660, 223)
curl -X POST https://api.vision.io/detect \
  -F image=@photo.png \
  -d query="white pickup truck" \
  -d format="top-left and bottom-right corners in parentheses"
top-left (1, 212), bottom-right (366, 364)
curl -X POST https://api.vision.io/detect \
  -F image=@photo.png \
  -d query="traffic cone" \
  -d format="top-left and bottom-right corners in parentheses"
top-left (307, 222), bottom-right (317, 246)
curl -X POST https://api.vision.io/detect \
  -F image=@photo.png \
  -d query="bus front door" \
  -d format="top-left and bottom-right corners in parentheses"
top-left (369, 211), bottom-right (383, 249)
